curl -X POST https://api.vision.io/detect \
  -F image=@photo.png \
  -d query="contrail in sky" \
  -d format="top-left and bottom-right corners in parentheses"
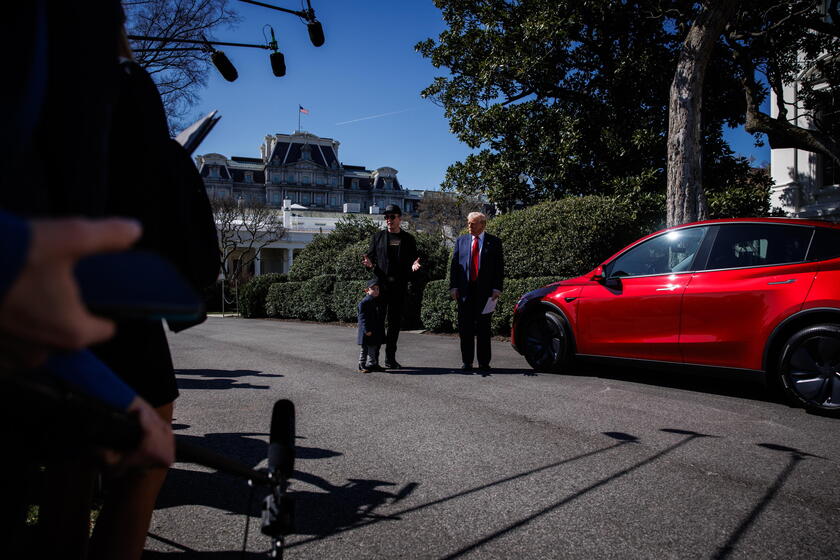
top-left (335, 108), bottom-right (416, 126)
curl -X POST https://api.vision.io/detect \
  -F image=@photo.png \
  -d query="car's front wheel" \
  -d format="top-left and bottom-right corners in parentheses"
top-left (521, 310), bottom-right (570, 373)
top-left (777, 324), bottom-right (840, 416)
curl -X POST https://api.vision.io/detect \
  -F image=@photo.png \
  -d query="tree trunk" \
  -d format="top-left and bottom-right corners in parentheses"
top-left (666, 1), bottom-right (739, 227)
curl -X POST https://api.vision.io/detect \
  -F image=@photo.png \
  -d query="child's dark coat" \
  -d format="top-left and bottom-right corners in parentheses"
top-left (357, 294), bottom-right (385, 345)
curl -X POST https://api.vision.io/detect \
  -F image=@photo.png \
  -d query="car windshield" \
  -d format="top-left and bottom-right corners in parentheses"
top-left (606, 227), bottom-right (707, 277)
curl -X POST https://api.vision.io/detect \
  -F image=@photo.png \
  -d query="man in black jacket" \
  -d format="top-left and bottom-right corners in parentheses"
top-left (362, 205), bottom-right (421, 369)
top-left (450, 212), bottom-right (504, 372)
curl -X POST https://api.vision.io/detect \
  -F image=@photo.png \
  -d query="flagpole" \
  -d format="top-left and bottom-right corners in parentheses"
top-left (298, 106), bottom-right (301, 132)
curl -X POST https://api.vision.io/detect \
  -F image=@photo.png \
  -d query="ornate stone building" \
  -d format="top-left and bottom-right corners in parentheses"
top-left (195, 130), bottom-right (420, 215)
top-left (194, 130), bottom-right (422, 276)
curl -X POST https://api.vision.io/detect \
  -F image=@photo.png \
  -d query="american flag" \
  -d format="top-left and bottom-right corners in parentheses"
top-left (299, 105), bottom-right (310, 114)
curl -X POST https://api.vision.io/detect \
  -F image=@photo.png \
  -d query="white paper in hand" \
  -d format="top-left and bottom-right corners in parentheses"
top-left (481, 297), bottom-right (497, 315)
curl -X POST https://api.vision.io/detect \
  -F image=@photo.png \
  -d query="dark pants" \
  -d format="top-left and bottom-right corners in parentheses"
top-left (457, 289), bottom-right (492, 366)
top-left (359, 344), bottom-right (381, 367)
top-left (378, 281), bottom-right (406, 361)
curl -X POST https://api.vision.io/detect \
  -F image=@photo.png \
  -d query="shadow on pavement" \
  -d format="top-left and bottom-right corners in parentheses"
top-left (712, 442), bottom-right (825, 559)
top-left (292, 472), bottom-right (419, 536)
top-left (568, 361), bottom-right (783, 406)
top-left (175, 368), bottom-right (282, 391)
top-left (436, 428), bottom-right (715, 559)
top-left (285, 431), bottom-right (643, 551)
top-left (386, 366), bottom-right (534, 376)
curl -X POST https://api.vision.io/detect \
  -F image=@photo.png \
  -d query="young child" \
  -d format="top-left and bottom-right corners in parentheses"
top-left (357, 278), bottom-right (385, 373)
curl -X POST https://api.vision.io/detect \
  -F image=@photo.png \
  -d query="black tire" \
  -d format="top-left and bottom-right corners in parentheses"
top-left (777, 323), bottom-right (840, 416)
top-left (520, 310), bottom-right (570, 373)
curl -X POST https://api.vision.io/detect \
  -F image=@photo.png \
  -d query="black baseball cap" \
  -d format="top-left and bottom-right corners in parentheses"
top-left (383, 204), bottom-right (402, 216)
top-left (366, 278), bottom-right (380, 289)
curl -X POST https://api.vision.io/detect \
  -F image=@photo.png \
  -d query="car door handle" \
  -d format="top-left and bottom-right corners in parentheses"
top-left (767, 279), bottom-right (796, 285)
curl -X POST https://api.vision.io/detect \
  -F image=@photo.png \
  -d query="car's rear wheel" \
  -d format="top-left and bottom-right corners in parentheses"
top-left (521, 310), bottom-right (570, 373)
top-left (777, 324), bottom-right (840, 416)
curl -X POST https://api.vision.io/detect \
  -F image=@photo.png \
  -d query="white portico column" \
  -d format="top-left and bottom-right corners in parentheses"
top-left (286, 248), bottom-right (294, 273)
top-left (254, 250), bottom-right (261, 276)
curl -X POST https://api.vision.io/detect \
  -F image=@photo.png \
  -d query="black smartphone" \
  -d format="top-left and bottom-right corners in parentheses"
top-left (75, 251), bottom-right (204, 321)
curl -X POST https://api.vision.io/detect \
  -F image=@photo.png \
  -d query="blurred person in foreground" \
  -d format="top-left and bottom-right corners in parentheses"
top-left (0, 2), bottom-right (201, 558)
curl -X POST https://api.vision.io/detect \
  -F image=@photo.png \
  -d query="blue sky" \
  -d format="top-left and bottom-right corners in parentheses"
top-left (189, 0), bottom-right (769, 191)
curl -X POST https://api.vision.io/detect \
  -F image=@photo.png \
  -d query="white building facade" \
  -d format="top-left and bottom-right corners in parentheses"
top-left (195, 130), bottom-right (422, 275)
top-left (770, 5), bottom-right (839, 220)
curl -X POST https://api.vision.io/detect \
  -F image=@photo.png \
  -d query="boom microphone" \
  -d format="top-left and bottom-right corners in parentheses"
top-left (268, 399), bottom-right (295, 479)
top-left (270, 51), bottom-right (286, 77)
top-left (211, 50), bottom-right (238, 82)
top-left (307, 20), bottom-right (325, 47)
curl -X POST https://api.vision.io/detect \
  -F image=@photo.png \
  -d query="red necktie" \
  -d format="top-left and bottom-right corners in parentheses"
top-left (471, 235), bottom-right (479, 283)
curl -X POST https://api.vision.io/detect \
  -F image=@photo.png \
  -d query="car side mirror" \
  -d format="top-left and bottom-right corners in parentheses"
top-left (592, 265), bottom-right (621, 289)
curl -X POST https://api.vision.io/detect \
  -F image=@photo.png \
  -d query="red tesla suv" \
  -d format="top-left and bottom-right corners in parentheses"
top-left (511, 218), bottom-right (840, 415)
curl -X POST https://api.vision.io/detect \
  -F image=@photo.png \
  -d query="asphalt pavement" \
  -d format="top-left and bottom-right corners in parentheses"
top-left (144, 316), bottom-right (840, 559)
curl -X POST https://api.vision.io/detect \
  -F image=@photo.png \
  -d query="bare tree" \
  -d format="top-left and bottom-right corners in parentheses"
top-left (125, 0), bottom-right (240, 129)
top-left (211, 195), bottom-right (285, 295)
top-left (415, 191), bottom-right (486, 244)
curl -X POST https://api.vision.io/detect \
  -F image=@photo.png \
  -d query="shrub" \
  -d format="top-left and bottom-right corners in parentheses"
top-left (413, 231), bottom-right (450, 282)
top-left (332, 280), bottom-right (368, 322)
top-left (238, 273), bottom-right (287, 318)
top-left (287, 234), bottom-right (335, 281)
top-left (333, 240), bottom-right (372, 280)
top-left (490, 276), bottom-right (565, 336)
top-left (486, 196), bottom-right (646, 279)
top-left (289, 215), bottom-right (380, 281)
top-left (266, 282), bottom-right (304, 319)
top-left (421, 279), bottom-right (458, 333)
top-left (298, 275), bottom-right (336, 322)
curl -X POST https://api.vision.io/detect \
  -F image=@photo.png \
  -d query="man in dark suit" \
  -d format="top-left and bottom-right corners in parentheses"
top-left (362, 204), bottom-right (421, 369)
top-left (449, 212), bottom-right (504, 372)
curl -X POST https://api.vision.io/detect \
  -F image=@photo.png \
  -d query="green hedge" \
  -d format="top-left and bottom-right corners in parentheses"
top-left (332, 280), bottom-right (368, 322)
top-left (421, 279), bottom-right (457, 332)
top-left (333, 240), bottom-right (372, 280)
top-left (265, 276), bottom-right (335, 321)
top-left (299, 275), bottom-right (336, 321)
top-left (289, 215), bottom-right (379, 281)
top-left (487, 196), bottom-right (646, 279)
top-left (238, 273), bottom-right (287, 318)
top-left (266, 282), bottom-right (304, 319)
top-left (421, 276), bottom-right (564, 335)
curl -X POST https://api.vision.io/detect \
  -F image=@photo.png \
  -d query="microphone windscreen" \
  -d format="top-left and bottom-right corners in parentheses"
top-left (211, 51), bottom-right (238, 82)
top-left (270, 52), bottom-right (286, 77)
top-left (268, 399), bottom-right (295, 477)
top-left (307, 21), bottom-right (325, 47)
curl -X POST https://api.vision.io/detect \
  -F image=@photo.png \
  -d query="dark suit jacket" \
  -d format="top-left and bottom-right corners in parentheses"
top-left (449, 232), bottom-right (504, 302)
top-left (357, 294), bottom-right (385, 345)
top-left (365, 229), bottom-right (418, 284)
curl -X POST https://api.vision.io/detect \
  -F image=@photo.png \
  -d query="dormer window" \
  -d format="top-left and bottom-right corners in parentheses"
top-left (245, 171), bottom-right (253, 183)
top-left (301, 145), bottom-right (312, 161)
top-left (385, 179), bottom-right (393, 190)
top-left (351, 179), bottom-right (359, 190)
top-left (209, 167), bottom-right (219, 178)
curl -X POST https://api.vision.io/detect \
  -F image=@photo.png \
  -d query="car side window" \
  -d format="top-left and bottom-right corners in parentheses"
top-left (606, 227), bottom-right (707, 277)
top-left (705, 224), bottom-right (812, 270)
top-left (807, 228), bottom-right (840, 261)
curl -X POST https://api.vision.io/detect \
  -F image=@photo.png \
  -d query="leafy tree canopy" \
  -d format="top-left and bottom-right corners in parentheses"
top-left (418, 0), bottom-right (837, 215)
